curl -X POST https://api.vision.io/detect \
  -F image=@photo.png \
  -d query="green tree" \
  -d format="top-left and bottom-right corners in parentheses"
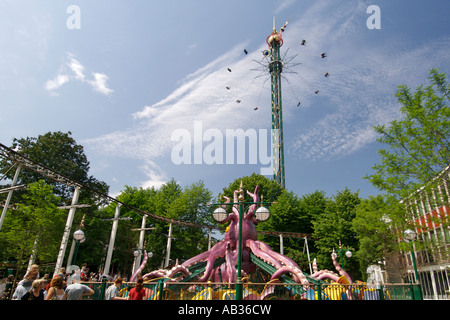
top-left (256, 191), bottom-right (305, 265)
top-left (219, 173), bottom-right (284, 204)
top-left (312, 188), bottom-right (361, 278)
top-left (165, 181), bottom-right (214, 263)
top-left (0, 181), bottom-right (65, 277)
top-left (366, 69), bottom-right (450, 199)
top-left (352, 195), bottom-right (404, 279)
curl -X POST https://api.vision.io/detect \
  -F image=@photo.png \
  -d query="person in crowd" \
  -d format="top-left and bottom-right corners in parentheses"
top-left (80, 264), bottom-right (89, 282)
top-left (57, 267), bottom-right (66, 280)
top-left (45, 276), bottom-right (65, 300)
top-left (23, 264), bottom-right (39, 280)
top-left (63, 274), bottom-right (94, 300)
top-left (21, 279), bottom-right (46, 300)
top-left (104, 277), bottom-right (124, 300)
top-left (127, 277), bottom-right (146, 300)
top-left (12, 272), bottom-right (37, 300)
top-left (1, 275), bottom-right (14, 300)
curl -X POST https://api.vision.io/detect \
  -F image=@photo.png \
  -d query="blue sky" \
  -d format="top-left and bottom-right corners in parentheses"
top-left (1, 0), bottom-right (449, 200)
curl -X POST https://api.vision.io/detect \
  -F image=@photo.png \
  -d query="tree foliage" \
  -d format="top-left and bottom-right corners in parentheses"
top-left (366, 69), bottom-right (450, 199)
top-left (0, 181), bottom-right (65, 276)
top-left (312, 188), bottom-right (361, 278)
top-left (352, 195), bottom-right (405, 277)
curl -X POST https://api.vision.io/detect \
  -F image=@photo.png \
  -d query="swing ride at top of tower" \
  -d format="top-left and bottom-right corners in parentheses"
top-left (223, 17), bottom-right (330, 189)
top-left (226, 17), bottom-right (330, 107)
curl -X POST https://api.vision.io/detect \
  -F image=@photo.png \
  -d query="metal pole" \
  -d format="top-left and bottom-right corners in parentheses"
top-left (72, 240), bottom-right (81, 266)
top-left (236, 183), bottom-right (244, 300)
top-left (279, 234), bottom-right (284, 255)
top-left (134, 214), bottom-right (147, 272)
top-left (208, 228), bottom-right (212, 251)
top-left (66, 215), bottom-right (85, 268)
top-left (305, 236), bottom-right (313, 274)
top-left (54, 186), bottom-right (80, 275)
top-left (409, 242), bottom-right (423, 299)
top-left (103, 203), bottom-right (121, 276)
top-left (164, 222), bottom-right (173, 268)
top-left (27, 238), bottom-right (38, 272)
top-left (66, 238), bottom-right (76, 267)
top-left (0, 164), bottom-right (22, 231)
top-left (410, 243), bottom-right (419, 283)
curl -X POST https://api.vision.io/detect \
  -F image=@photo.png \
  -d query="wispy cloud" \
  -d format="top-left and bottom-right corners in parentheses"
top-left (44, 74), bottom-right (69, 92)
top-left (67, 54), bottom-right (85, 81)
top-left (45, 53), bottom-right (113, 96)
top-left (139, 160), bottom-right (168, 189)
top-left (275, 0), bottom-right (297, 15)
top-left (88, 72), bottom-right (113, 95)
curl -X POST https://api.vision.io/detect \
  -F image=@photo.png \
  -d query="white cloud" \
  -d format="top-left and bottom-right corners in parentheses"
top-left (45, 53), bottom-right (113, 96)
top-left (89, 72), bottom-right (114, 95)
top-left (67, 54), bottom-right (85, 81)
top-left (139, 160), bottom-right (168, 189)
top-left (275, 0), bottom-right (297, 14)
top-left (44, 74), bottom-right (69, 92)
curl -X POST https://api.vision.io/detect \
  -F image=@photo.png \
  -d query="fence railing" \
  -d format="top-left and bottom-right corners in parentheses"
top-left (82, 280), bottom-right (424, 301)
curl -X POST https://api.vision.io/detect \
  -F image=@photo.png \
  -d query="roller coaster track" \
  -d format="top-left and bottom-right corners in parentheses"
top-left (0, 142), bottom-right (215, 230)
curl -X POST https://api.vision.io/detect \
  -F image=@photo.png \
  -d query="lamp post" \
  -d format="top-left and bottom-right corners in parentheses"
top-left (404, 229), bottom-right (422, 300)
top-left (334, 240), bottom-right (353, 270)
top-left (211, 184), bottom-right (271, 300)
top-left (72, 229), bottom-right (85, 267)
top-left (132, 250), bottom-right (153, 278)
top-left (404, 229), bottom-right (419, 283)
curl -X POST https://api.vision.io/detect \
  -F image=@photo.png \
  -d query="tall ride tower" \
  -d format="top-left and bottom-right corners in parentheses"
top-left (266, 19), bottom-right (287, 189)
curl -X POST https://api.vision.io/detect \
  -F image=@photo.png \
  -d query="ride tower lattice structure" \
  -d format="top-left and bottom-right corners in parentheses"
top-left (266, 19), bottom-right (287, 189)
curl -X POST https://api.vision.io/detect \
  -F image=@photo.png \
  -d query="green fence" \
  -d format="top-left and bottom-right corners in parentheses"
top-left (83, 280), bottom-right (423, 301)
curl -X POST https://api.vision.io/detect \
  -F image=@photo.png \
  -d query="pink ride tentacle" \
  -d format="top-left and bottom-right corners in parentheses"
top-left (248, 240), bottom-right (283, 269)
top-left (198, 242), bottom-right (227, 282)
top-left (225, 242), bottom-right (237, 284)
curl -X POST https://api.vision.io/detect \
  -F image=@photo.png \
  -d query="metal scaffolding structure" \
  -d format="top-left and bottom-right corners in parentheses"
top-left (267, 19), bottom-right (286, 189)
top-left (0, 142), bottom-right (313, 274)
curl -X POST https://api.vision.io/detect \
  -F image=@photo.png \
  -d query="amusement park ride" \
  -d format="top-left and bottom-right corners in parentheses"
top-left (129, 183), bottom-right (356, 300)
top-left (266, 18), bottom-right (288, 189)
top-left (249, 18), bottom-right (329, 190)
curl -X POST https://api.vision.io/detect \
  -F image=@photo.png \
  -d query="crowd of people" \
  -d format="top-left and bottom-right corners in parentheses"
top-left (0, 263), bottom-right (146, 300)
